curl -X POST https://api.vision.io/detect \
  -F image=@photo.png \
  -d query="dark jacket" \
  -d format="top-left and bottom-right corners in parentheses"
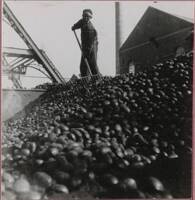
top-left (72, 19), bottom-right (98, 53)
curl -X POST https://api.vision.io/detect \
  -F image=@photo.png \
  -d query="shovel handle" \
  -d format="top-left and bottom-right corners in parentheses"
top-left (73, 30), bottom-right (92, 76)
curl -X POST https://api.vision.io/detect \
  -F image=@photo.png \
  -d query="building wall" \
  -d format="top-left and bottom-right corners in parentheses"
top-left (119, 27), bottom-right (193, 74)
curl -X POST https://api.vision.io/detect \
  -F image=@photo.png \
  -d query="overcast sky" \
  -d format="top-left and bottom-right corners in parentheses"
top-left (2, 1), bottom-right (194, 88)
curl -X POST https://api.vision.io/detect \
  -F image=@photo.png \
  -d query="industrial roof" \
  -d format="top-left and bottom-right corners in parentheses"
top-left (120, 6), bottom-right (193, 52)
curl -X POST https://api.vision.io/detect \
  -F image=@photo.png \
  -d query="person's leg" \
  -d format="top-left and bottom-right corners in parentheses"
top-left (89, 45), bottom-right (100, 75)
top-left (80, 56), bottom-right (88, 77)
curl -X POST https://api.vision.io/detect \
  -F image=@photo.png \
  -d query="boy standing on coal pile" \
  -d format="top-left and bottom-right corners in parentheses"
top-left (72, 9), bottom-right (100, 78)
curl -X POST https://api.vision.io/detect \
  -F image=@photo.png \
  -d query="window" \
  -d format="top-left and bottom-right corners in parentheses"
top-left (149, 37), bottom-right (159, 48)
top-left (176, 46), bottom-right (185, 57)
top-left (122, 59), bottom-right (125, 65)
top-left (129, 62), bottom-right (135, 74)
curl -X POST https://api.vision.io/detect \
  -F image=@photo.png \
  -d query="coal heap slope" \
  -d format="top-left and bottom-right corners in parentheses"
top-left (2, 52), bottom-right (192, 199)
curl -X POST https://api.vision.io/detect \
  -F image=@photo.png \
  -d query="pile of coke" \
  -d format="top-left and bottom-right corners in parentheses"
top-left (34, 82), bottom-right (53, 90)
top-left (2, 52), bottom-right (192, 200)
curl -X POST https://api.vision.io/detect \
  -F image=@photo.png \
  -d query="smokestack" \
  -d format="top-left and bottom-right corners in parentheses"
top-left (115, 2), bottom-right (122, 75)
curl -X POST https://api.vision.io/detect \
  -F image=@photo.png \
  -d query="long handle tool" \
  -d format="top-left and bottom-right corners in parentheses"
top-left (73, 30), bottom-right (92, 76)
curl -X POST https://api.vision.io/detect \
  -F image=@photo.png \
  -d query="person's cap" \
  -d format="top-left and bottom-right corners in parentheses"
top-left (83, 9), bottom-right (93, 18)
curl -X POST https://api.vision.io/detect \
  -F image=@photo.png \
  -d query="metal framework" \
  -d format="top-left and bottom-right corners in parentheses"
top-left (3, 2), bottom-right (65, 88)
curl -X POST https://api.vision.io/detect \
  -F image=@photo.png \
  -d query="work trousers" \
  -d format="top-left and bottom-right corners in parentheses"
top-left (80, 43), bottom-right (99, 77)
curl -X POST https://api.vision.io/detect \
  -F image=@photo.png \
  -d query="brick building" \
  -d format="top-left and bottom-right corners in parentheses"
top-left (119, 7), bottom-right (194, 74)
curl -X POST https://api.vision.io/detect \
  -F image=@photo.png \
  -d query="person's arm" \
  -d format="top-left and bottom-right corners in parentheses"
top-left (72, 19), bottom-right (83, 30)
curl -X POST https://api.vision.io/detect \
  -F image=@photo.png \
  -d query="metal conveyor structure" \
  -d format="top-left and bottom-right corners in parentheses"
top-left (3, 2), bottom-right (66, 88)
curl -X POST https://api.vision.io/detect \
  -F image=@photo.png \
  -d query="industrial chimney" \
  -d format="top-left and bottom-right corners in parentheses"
top-left (115, 2), bottom-right (122, 75)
